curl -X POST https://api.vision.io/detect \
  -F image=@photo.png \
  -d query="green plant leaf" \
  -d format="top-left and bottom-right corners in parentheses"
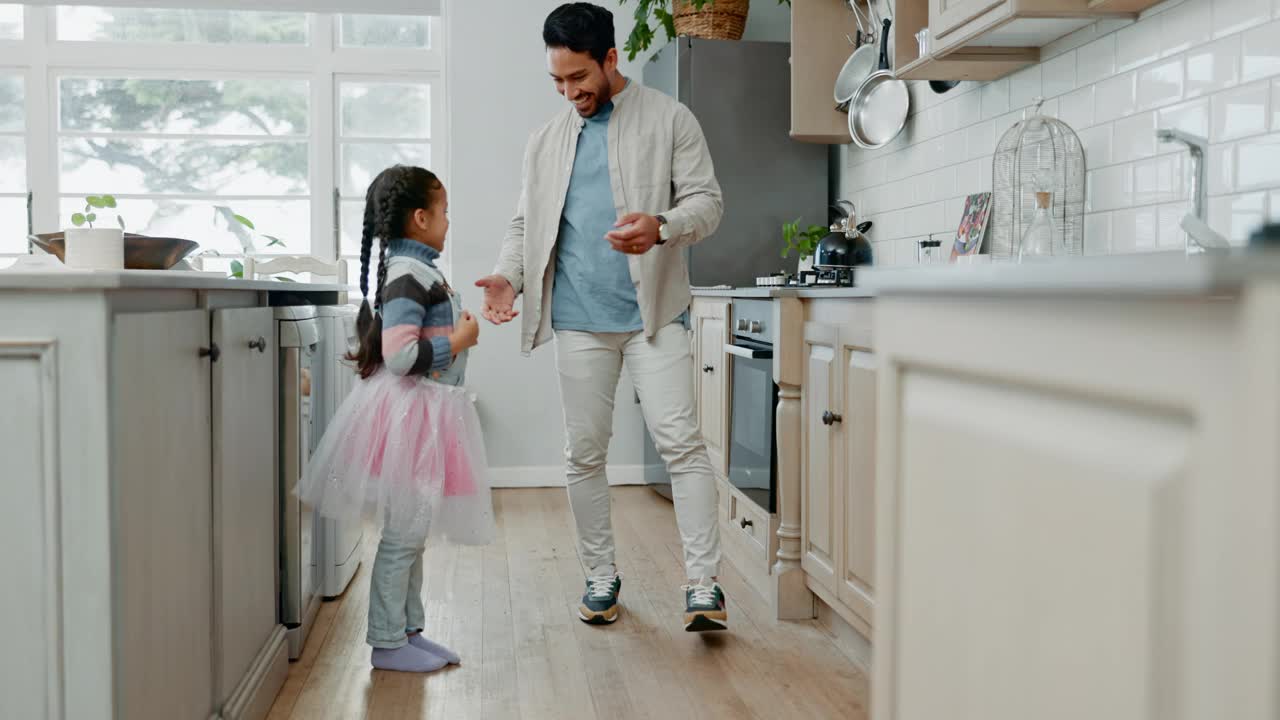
top-left (232, 214), bottom-right (255, 230)
top-left (263, 234), bottom-right (285, 247)
top-left (86, 195), bottom-right (107, 209)
top-left (86, 213), bottom-right (97, 223)
top-left (230, 260), bottom-right (244, 278)
top-left (103, 195), bottom-right (117, 209)
top-left (71, 213), bottom-right (86, 227)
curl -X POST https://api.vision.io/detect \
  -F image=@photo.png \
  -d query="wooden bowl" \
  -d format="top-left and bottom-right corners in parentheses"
top-left (29, 233), bottom-right (200, 271)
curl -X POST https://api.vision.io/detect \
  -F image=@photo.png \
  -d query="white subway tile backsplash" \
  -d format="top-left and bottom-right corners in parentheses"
top-left (1211, 80), bottom-right (1271, 141)
top-left (1235, 133), bottom-right (1280, 188)
top-left (1157, 98), bottom-right (1211, 137)
top-left (1114, 112), bottom-right (1159, 162)
top-left (1042, 51), bottom-right (1078, 98)
top-left (1158, 201), bottom-right (1192, 248)
top-left (1009, 66), bottom-right (1043, 109)
top-left (1241, 20), bottom-right (1280, 80)
top-left (1117, 18), bottom-right (1163, 72)
top-left (1137, 58), bottom-right (1186, 110)
top-left (1134, 153), bottom-right (1185, 203)
top-left (1078, 125), bottom-right (1115, 167)
top-left (1095, 72), bottom-right (1139, 123)
top-left (1085, 212), bottom-right (1113, 254)
top-left (1213, 0), bottom-right (1272, 37)
top-left (981, 78), bottom-right (1011, 120)
top-left (1186, 35), bottom-right (1242, 97)
top-left (1059, 86), bottom-right (1095, 131)
top-left (1088, 164), bottom-right (1135, 211)
top-left (1111, 206), bottom-right (1161, 251)
top-left (1163, 0), bottom-right (1213, 56)
top-left (1077, 35), bottom-right (1118, 88)
top-left (1208, 191), bottom-right (1267, 242)
top-left (840, 1), bottom-right (1280, 259)
top-left (1209, 142), bottom-right (1237, 194)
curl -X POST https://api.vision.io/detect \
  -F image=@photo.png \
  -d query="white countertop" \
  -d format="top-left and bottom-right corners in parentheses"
top-left (0, 267), bottom-right (349, 293)
top-left (858, 251), bottom-right (1280, 297)
top-left (692, 286), bottom-right (876, 299)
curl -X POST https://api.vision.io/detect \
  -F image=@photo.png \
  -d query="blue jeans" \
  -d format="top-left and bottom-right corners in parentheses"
top-left (367, 518), bottom-right (430, 649)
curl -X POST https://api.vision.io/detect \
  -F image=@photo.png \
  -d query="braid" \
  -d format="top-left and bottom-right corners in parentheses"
top-left (374, 238), bottom-right (389, 310)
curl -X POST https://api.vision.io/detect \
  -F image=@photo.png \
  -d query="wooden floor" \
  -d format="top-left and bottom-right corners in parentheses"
top-left (266, 487), bottom-right (869, 720)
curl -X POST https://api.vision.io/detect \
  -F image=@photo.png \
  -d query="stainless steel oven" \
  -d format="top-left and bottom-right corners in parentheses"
top-left (726, 299), bottom-right (777, 513)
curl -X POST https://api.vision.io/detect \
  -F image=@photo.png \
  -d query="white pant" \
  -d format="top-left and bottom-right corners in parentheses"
top-left (555, 322), bottom-right (721, 580)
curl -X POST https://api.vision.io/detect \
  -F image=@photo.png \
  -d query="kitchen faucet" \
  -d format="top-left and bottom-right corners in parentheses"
top-left (1155, 128), bottom-right (1230, 254)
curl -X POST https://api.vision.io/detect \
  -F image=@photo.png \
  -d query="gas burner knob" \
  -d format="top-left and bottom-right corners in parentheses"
top-left (749, 320), bottom-right (763, 333)
top-left (737, 318), bottom-right (748, 332)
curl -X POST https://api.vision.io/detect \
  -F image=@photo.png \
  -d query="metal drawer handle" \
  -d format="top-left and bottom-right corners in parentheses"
top-left (822, 410), bottom-right (842, 426)
top-left (248, 336), bottom-right (267, 353)
top-left (740, 517), bottom-right (753, 529)
top-left (199, 343), bottom-right (221, 363)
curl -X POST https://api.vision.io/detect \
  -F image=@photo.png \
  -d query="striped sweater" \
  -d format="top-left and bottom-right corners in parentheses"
top-left (379, 238), bottom-right (467, 386)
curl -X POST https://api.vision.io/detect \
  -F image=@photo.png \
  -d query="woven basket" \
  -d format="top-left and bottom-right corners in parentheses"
top-left (673, 0), bottom-right (749, 41)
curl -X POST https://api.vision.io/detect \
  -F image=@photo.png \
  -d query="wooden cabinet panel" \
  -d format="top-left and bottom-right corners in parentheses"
top-left (693, 300), bottom-right (731, 477)
top-left (932, 0), bottom-right (1006, 40)
top-left (791, 0), bottom-right (854, 143)
top-left (113, 310), bottom-right (214, 720)
top-left (801, 323), bottom-right (840, 594)
top-left (838, 346), bottom-right (876, 627)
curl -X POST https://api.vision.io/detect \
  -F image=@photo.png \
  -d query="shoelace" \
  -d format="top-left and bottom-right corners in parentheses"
top-left (587, 575), bottom-right (616, 600)
top-left (685, 583), bottom-right (717, 607)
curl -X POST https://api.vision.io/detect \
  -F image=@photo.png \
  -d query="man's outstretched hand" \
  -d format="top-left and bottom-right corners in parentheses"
top-left (474, 275), bottom-right (519, 325)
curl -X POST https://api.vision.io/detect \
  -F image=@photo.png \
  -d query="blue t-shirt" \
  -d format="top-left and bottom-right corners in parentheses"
top-left (551, 101), bottom-right (644, 333)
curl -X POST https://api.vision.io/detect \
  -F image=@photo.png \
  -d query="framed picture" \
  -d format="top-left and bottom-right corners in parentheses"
top-left (951, 192), bottom-right (993, 260)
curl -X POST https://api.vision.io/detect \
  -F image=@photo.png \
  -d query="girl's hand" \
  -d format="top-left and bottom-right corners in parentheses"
top-left (450, 311), bottom-right (480, 354)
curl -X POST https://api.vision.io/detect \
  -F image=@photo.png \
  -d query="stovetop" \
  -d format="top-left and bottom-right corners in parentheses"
top-left (755, 267), bottom-right (856, 288)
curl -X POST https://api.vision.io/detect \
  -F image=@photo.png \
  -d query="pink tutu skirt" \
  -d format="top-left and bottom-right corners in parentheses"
top-left (297, 369), bottom-right (495, 544)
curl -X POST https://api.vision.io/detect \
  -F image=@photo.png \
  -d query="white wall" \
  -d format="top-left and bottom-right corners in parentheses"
top-left (447, 1), bottom-right (790, 482)
top-left (841, 0), bottom-right (1280, 264)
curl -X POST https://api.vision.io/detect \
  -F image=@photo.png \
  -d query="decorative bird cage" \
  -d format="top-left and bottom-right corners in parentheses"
top-left (990, 99), bottom-right (1086, 259)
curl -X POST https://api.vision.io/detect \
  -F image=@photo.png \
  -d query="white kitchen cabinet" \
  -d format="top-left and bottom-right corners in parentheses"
top-left (864, 256), bottom-right (1280, 720)
top-left (113, 310), bottom-right (215, 720)
top-left (211, 308), bottom-right (289, 720)
top-left (0, 272), bottom-right (343, 720)
top-left (800, 299), bottom-right (877, 638)
top-left (692, 298), bottom-right (731, 478)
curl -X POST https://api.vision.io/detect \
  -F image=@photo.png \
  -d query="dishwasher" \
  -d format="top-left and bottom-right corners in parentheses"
top-left (276, 306), bottom-right (321, 660)
top-left (311, 304), bottom-right (364, 599)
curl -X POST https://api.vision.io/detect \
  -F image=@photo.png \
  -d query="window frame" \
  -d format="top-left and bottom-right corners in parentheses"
top-left (0, 4), bottom-right (447, 268)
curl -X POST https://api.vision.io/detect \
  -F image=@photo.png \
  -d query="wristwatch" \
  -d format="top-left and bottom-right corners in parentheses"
top-left (655, 214), bottom-right (670, 245)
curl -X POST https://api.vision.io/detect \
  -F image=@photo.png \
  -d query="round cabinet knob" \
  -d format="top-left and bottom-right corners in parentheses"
top-left (821, 410), bottom-right (843, 426)
top-left (703, 365), bottom-right (715, 373)
top-left (248, 336), bottom-right (267, 353)
top-left (199, 343), bottom-right (221, 363)
top-left (740, 517), bottom-right (753, 529)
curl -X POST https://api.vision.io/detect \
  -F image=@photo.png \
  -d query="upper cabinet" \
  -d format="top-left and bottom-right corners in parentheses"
top-left (791, 0), bottom-right (854, 144)
top-left (892, 0), bottom-right (1164, 81)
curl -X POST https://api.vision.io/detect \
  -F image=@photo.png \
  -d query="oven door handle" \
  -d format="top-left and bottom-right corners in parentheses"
top-left (724, 342), bottom-right (773, 360)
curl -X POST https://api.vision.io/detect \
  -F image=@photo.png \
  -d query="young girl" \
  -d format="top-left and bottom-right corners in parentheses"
top-left (299, 165), bottom-right (494, 673)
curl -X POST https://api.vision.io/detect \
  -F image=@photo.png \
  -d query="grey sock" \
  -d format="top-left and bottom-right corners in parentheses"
top-left (408, 634), bottom-right (461, 665)
top-left (370, 644), bottom-right (448, 673)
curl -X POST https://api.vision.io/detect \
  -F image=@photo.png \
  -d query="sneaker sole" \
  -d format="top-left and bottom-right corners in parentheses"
top-left (683, 610), bottom-right (728, 632)
top-left (578, 604), bottom-right (620, 625)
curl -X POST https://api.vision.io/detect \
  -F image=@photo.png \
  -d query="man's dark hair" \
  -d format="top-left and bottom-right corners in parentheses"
top-left (543, 3), bottom-right (616, 65)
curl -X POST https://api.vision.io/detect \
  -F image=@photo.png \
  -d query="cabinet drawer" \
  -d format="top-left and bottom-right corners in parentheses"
top-left (729, 493), bottom-right (770, 556)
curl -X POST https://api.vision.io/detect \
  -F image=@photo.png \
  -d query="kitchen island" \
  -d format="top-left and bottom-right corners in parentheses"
top-left (0, 270), bottom-right (345, 720)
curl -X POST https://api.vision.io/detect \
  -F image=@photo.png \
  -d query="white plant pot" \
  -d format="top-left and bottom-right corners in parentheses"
top-left (64, 227), bottom-right (124, 270)
top-left (797, 254), bottom-right (815, 274)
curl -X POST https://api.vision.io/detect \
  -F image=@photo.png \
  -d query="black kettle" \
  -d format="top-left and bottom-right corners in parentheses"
top-left (816, 202), bottom-right (873, 269)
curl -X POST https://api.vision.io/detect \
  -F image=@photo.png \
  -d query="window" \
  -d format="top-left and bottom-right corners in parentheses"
top-left (1, 4), bottom-right (446, 271)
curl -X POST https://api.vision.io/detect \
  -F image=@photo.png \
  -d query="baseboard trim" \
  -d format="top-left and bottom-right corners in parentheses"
top-left (221, 625), bottom-right (289, 720)
top-left (815, 597), bottom-right (873, 673)
top-left (489, 464), bottom-right (649, 488)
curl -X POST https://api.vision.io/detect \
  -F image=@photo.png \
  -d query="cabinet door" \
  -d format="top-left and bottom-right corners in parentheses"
top-left (113, 310), bottom-right (214, 720)
top-left (932, 0), bottom-right (1006, 40)
top-left (800, 323), bottom-right (840, 595)
top-left (694, 301), bottom-right (730, 476)
top-left (211, 308), bottom-right (278, 707)
top-left (838, 345), bottom-right (876, 628)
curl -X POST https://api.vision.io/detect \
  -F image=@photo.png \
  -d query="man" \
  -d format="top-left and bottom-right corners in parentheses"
top-left (474, 2), bottom-right (727, 631)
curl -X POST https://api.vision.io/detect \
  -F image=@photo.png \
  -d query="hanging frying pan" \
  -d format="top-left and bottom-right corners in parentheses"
top-left (847, 18), bottom-right (910, 150)
top-left (834, 1), bottom-right (878, 111)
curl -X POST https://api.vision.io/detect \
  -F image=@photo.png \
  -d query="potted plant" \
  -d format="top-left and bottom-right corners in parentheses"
top-left (65, 195), bottom-right (126, 270)
top-left (619, 0), bottom-right (791, 60)
top-left (782, 218), bottom-right (826, 273)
